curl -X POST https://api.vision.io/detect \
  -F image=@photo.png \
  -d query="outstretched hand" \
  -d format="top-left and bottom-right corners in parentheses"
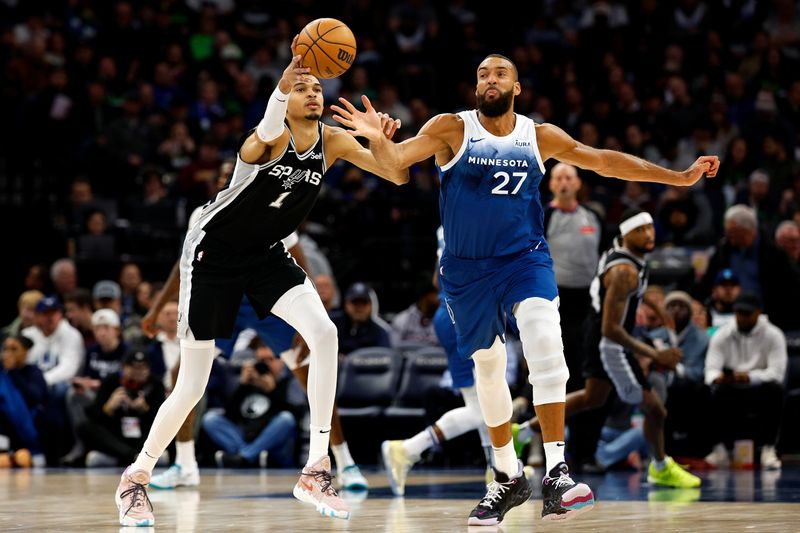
top-left (330, 95), bottom-right (385, 142)
top-left (681, 155), bottom-right (720, 186)
top-left (278, 36), bottom-right (313, 93)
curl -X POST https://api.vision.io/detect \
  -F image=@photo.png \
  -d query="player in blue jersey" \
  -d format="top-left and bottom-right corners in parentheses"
top-left (333, 53), bottom-right (719, 525)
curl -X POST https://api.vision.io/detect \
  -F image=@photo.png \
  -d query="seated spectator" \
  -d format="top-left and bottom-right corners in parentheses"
top-left (775, 220), bottom-right (800, 266)
top-left (705, 268), bottom-right (741, 333)
top-left (79, 350), bottom-right (165, 467)
top-left (93, 280), bottom-right (123, 316)
top-left (0, 335), bottom-right (47, 468)
top-left (704, 294), bottom-right (787, 470)
top-left (62, 309), bottom-right (128, 465)
top-left (1, 290), bottom-right (44, 338)
top-left (202, 343), bottom-right (298, 467)
top-left (594, 400), bottom-right (648, 472)
top-left (390, 284), bottom-right (440, 346)
top-left (50, 258), bottom-right (78, 300)
top-left (63, 289), bottom-right (95, 347)
top-left (146, 301), bottom-right (181, 389)
top-left (22, 296), bottom-right (85, 392)
top-left (701, 204), bottom-right (800, 330)
top-left (655, 291), bottom-right (709, 383)
top-left (76, 209), bottom-right (116, 261)
top-left (330, 283), bottom-right (391, 355)
top-left (118, 262), bottom-right (143, 321)
top-left (653, 291), bottom-right (711, 459)
top-left (735, 170), bottom-right (779, 228)
top-left (314, 273), bottom-right (340, 312)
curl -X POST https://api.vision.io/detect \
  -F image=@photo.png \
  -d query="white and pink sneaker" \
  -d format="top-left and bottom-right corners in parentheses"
top-left (115, 467), bottom-right (155, 526)
top-left (293, 456), bottom-right (351, 520)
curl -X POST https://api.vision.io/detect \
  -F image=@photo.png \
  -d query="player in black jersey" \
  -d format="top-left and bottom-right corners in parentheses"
top-left (114, 37), bottom-right (408, 527)
top-left (520, 210), bottom-right (701, 496)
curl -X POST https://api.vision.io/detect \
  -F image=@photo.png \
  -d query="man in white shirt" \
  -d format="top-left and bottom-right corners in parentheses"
top-left (704, 293), bottom-right (787, 470)
top-left (22, 296), bottom-right (85, 393)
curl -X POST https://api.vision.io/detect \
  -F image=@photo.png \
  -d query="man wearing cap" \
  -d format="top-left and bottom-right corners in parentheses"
top-left (704, 293), bottom-right (787, 470)
top-left (80, 350), bottom-right (165, 467)
top-left (705, 268), bottom-right (741, 332)
top-left (22, 296), bottom-right (85, 391)
top-left (518, 210), bottom-right (701, 488)
top-left (330, 283), bottom-right (391, 356)
top-left (93, 280), bottom-right (123, 316)
top-left (652, 291), bottom-right (711, 458)
top-left (62, 309), bottom-right (129, 465)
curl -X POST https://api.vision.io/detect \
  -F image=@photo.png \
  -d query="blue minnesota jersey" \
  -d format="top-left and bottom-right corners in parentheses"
top-left (438, 110), bottom-right (547, 260)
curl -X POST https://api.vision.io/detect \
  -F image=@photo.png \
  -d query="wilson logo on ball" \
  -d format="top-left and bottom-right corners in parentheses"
top-left (337, 49), bottom-right (354, 64)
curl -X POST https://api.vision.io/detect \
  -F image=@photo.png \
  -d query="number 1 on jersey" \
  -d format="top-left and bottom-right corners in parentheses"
top-left (270, 191), bottom-right (291, 208)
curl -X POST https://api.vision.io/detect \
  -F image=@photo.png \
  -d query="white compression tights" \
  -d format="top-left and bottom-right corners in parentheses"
top-left (133, 337), bottom-right (216, 474)
top-left (270, 278), bottom-right (338, 463)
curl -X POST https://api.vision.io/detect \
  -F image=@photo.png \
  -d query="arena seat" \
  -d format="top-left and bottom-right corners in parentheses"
top-left (336, 347), bottom-right (404, 417)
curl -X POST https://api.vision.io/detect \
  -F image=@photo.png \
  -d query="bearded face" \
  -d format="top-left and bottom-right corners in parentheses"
top-left (477, 86), bottom-right (514, 117)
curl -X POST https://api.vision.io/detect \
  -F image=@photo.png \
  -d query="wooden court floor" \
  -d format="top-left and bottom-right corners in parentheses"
top-left (1, 468), bottom-right (798, 532)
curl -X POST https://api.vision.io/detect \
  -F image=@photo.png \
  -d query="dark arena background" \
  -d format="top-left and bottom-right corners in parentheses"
top-left (1, 1), bottom-right (799, 531)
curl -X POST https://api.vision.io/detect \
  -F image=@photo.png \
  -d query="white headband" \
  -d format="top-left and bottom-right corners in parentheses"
top-left (619, 212), bottom-right (654, 236)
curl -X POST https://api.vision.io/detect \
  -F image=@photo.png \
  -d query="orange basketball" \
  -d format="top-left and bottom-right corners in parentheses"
top-left (295, 18), bottom-right (357, 79)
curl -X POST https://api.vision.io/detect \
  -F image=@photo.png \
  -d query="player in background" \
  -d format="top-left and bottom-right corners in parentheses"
top-left (519, 210), bottom-right (702, 489)
top-left (114, 37), bottom-right (407, 527)
top-left (332, 54), bottom-right (718, 524)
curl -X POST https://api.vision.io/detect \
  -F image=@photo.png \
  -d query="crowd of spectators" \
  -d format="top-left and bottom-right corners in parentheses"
top-left (1, 1), bottom-right (799, 468)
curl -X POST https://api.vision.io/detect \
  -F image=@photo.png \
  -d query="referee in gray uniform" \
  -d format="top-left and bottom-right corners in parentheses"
top-left (544, 163), bottom-right (603, 392)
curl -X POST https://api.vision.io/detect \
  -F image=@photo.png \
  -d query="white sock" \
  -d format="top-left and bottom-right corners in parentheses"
top-left (131, 339), bottom-right (215, 475)
top-left (175, 440), bottom-right (197, 472)
top-left (403, 427), bottom-right (436, 459)
top-left (652, 457), bottom-right (666, 470)
top-left (307, 425), bottom-right (331, 467)
top-left (331, 441), bottom-right (355, 469)
top-left (543, 441), bottom-right (566, 474)
top-left (492, 439), bottom-right (518, 477)
top-left (517, 421), bottom-right (534, 442)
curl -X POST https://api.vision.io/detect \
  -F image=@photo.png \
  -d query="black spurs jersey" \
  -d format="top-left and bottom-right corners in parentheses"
top-left (588, 239), bottom-right (649, 336)
top-left (194, 123), bottom-right (327, 253)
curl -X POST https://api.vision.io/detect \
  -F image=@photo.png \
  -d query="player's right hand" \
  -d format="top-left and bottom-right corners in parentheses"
top-left (654, 347), bottom-right (682, 370)
top-left (278, 36), bottom-right (312, 93)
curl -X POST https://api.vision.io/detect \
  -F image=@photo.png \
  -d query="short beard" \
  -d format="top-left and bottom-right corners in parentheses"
top-left (477, 88), bottom-right (513, 117)
top-left (304, 111), bottom-right (322, 121)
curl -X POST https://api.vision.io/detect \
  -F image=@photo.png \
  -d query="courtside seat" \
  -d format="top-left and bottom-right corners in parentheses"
top-left (385, 347), bottom-right (449, 418)
top-left (336, 347), bottom-right (404, 417)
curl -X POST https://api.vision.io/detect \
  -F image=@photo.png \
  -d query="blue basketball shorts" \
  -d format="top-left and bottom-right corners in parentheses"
top-left (433, 303), bottom-right (475, 389)
top-left (438, 246), bottom-right (558, 359)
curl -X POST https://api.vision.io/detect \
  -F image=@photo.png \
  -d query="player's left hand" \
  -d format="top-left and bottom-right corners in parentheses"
top-left (681, 155), bottom-right (719, 186)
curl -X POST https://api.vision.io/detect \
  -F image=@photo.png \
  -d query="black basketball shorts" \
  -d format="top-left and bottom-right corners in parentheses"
top-left (177, 235), bottom-right (306, 341)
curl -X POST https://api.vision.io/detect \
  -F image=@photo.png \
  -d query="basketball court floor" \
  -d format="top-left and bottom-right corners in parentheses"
top-left (2, 467), bottom-right (798, 532)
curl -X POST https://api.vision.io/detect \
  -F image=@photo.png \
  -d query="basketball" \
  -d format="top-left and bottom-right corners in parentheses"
top-left (295, 18), bottom-right (356, 79)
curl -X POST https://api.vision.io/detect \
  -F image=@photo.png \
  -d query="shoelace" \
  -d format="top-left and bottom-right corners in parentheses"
top-left (553, 472), bottom-right (575, 489)
top-left (480, 480), bottom-right (511, 507)
top-left (304, 469), bottom-right (338, 496)
top-left (120, 482), bottom-right (152, 515)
